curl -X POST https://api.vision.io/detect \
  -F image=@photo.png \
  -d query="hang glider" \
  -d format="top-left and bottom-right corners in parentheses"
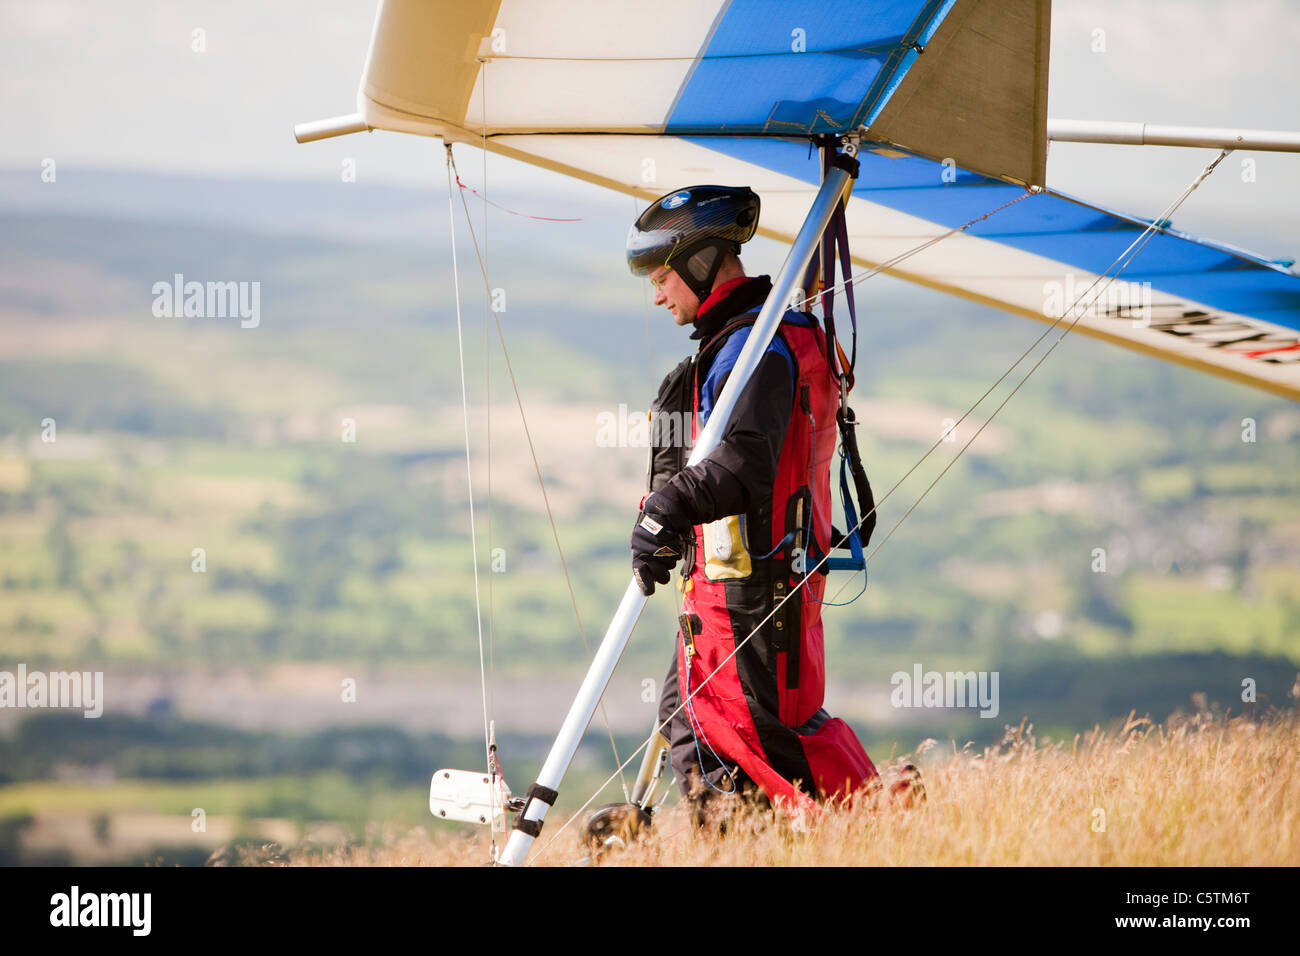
top-left (298, 0), bottom-right (1300, 400)
top-left (296, 0), bottom-right (1300, 867)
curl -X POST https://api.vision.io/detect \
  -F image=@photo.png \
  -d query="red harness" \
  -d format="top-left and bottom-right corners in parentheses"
top-left (677, 310), bottom-right (877, 811)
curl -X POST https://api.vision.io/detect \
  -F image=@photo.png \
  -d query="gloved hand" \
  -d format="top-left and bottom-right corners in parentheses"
top-left (631, 490), bottom-right (690, 596)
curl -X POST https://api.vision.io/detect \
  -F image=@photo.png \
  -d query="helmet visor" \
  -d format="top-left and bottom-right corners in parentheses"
top-left (626, 225), bottom-right (686, 277)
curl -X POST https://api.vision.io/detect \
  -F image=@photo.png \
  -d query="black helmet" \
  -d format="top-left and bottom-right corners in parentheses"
top-left (627, 185), bottom-right (760, 302)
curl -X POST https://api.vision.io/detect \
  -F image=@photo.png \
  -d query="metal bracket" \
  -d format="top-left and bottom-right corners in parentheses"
top-left (839, 127), bottom-right (866, 158)
top-left (429, 768), bottom-right (514, 826)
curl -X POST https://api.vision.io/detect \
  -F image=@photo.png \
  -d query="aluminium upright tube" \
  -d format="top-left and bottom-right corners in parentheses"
top-left (293, 113), bottom-right (370, 144)
top-left (1047, 119), bottom-right (1300, 152)
top-left (497, 159), bottom-right (857, 867)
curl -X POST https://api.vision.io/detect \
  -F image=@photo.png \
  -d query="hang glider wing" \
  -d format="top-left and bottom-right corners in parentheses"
top-left (349, 0), bottom-right (1300, 400)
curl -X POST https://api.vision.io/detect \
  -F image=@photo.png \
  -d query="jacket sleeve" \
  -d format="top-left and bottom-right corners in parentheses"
top-left (661, 348), bottom-right (793, 526)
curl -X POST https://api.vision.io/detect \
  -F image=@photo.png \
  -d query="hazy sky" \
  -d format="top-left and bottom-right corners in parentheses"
top-left (2, 0), bottom-right (1298, 255)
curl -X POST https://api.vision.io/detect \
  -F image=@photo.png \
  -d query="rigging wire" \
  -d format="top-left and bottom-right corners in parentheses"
top-left (790, 189), bottom-right (1034, 313)
top-left (479, 65), bottom-right (499, 859)
top-left (447, 145), bottom-right (632, 801)
top-left (527, 149), bottom-right (1231, 863)
top-left (443, 146), bottom-right (494, 848)
top-left (453, 174), bottom-right (583, 221)
top-left (821, 147), bottom-right (1233, 605)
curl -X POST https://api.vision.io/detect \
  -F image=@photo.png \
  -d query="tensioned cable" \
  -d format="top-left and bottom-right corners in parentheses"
top-left (443, 147), bottom-right (493, 827)
top-left (528, 149), bottom-right (1231, 864)
top-left (821, 147), bottom-right (1233, 606)
top-left (454, 176), bottom-right (583, 222)
top-left (479, 65), bottom-right (499, 857)
top-left (447, 145), bottom-right (631, 801)
top-left (791, 188), bottom-right (1034, 312)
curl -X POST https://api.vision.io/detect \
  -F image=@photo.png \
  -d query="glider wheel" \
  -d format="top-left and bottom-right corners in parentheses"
top-left (583, 802), bottom-right (653, 854)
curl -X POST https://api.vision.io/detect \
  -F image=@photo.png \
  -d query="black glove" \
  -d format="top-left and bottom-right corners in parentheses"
top-left (631, 490), bottom-right (690, 596)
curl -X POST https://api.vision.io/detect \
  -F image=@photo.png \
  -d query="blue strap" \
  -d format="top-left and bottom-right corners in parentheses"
top-left (840, 454), bottom-right (864, 568)
top-left (823, 453), bottom-right (868, 580)
top-left (756, 530), bottom-right (795, 561)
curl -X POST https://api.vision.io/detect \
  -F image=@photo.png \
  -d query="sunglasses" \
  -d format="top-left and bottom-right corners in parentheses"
top-left (649, 267), bottom-right (673, 290)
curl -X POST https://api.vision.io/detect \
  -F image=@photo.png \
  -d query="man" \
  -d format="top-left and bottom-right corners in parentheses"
top-left (627, 185), bottom-right (880, 819)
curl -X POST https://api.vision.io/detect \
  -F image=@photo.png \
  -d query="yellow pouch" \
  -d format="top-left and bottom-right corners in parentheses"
top-left (703, 514), bottom-right (752, 581)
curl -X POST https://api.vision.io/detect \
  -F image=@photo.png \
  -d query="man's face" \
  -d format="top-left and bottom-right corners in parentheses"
top-left (649, 265), bottom-right (700, 327)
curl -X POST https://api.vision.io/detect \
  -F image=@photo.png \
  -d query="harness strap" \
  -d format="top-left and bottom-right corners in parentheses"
top-left (807, 139), bottom-right (873, 580)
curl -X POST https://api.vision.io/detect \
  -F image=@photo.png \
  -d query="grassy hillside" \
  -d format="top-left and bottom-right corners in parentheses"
top-left (292, 709), bottom-right (1300, 867)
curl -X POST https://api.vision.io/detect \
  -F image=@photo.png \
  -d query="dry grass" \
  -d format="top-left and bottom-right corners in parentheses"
top-left (269, 709), bottom-right (1298, 867)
